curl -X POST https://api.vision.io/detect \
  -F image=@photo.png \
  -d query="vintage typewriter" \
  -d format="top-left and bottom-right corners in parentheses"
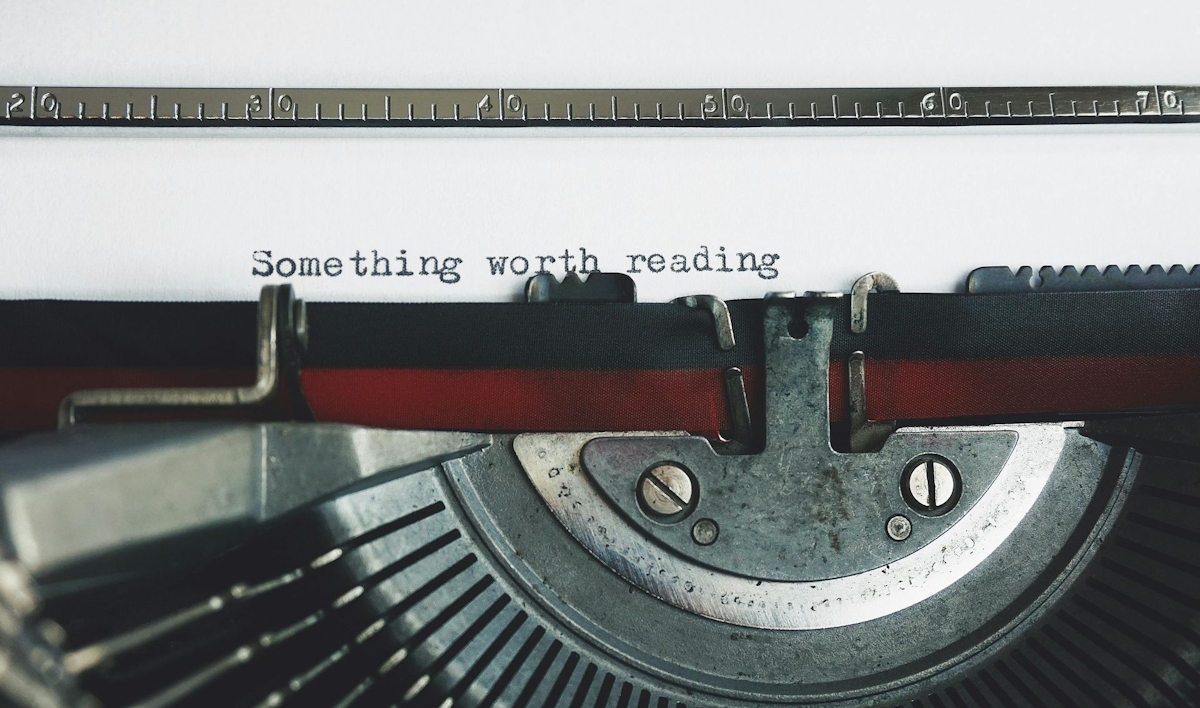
top-left (0, 266), bottom-right (1197, 708)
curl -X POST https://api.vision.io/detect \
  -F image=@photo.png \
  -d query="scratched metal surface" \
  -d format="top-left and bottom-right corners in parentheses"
top-left (3, 86), bottom-right (1199, 126)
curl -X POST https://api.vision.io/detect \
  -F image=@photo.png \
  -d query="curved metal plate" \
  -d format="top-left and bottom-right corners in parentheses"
top-left (515, 423), bottom-right (1070, 630)
top-left (580, 429), bottom-right (1017, 581)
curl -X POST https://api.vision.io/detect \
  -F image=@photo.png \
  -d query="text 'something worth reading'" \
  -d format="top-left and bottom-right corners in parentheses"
top-left (251, 246), bottom-right (782, 284)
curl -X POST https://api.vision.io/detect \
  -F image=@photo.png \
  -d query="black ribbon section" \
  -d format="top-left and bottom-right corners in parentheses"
top-left (302, 302), bottom-right (761, 369)
top-left (0, 302), bottom-right (259, 368)
top-left (1, 289), bottom-right (1197, 370)
top-left (830, 290), bottom-right (1200, 360)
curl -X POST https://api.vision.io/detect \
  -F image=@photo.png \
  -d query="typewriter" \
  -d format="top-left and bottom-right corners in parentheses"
top-left (0, 266), bottom-right (1197, 708)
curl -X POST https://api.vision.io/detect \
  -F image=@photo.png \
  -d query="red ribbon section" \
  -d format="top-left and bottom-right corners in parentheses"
top-left (1, 355), bottom-right (1197, 434)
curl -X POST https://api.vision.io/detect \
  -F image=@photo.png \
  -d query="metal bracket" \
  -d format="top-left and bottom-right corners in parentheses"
top-left (673, 295), bottom-right (735, 350)
top-left (848, 351), bottom-right (898, 452)
top-left (673, 295), bottom-right (745, 443)
top-left (721, 367), bottom-right (754, 448)
top-left (849, 271), bottom-right (899, 334)
top-left (847, 273), bottom-right (899, 450)
top-left (58, 285), bottom-right (311, 427)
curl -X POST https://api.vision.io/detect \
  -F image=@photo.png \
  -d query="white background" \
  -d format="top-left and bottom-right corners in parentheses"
top-left (1, 1), bottom-right (1198, 301)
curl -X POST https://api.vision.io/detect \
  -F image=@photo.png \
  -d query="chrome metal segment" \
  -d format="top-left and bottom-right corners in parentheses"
top-left (4, 86), bottom-right (1198, 126)
top-left (0, 423), bottom-right (488, 575)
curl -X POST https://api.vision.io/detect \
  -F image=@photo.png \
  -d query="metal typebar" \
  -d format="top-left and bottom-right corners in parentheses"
top-left (2, 86), bottom-right (1198, 127)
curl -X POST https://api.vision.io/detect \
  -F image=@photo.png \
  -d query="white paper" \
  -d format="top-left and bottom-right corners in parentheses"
top-left (1, 1), bottom-right (1199, 302)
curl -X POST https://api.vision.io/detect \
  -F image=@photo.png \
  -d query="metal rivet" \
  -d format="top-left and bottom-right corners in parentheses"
top-left (901, 456), bottom-right (961, 516)
top-left (886, 515), bottom-right (912, 541)
top-left (692, 518), bottom-right (719, 545)
top-left (638, 463), bottom-right (694, 518)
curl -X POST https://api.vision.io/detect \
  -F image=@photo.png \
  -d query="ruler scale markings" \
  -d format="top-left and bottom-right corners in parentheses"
top-left (4, 86), bottom-right (1199, 127)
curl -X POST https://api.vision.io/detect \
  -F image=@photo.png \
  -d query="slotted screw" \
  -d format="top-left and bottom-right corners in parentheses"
top-left (639, 463), bottom-right (694, 517)
top-left (902, 456), bottom-right (961, 515)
